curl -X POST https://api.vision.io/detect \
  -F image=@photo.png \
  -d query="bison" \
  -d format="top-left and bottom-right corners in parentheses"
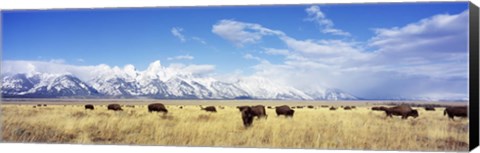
top-left (307, 105), bottom-right (315, 109)
top-left (148, 103), bottom-right (168, 113)
top-left (251, 105), bottom-right (268, 119)
top-left (424, 106), bottom-right (435, 111)
top-left (201, 106), bottom-right (217, 112)
top-left (237, 106), bottom-right (250, 112)
top-left (267, 106), bottom-right (273, 109)
top-left (444, 106), bottom-right (467, 120)
top-left (351, 106), bottom-right (356, 109)
top-left (329, 106), bottom-right (337, 110)
top-left (37, 104), bottom-right (42, 107)
top-left (344, 106), bottom-right (352, 110)
top-left (241, 107), bottom-right (254, 127)
top-left (43, 104), bottom-right (47, 107)
top-left (107, 104), bottom-right (123, 111)
top-left (383, 105), bottom-right (418, 119)
top-left (371, 106), bottom-right (387, 111)
top-left (85, 104), bottom-right (94, 110)
top-left (321, 105), bottom-right (329, 108)
top-left (275, 105), bottom-right (294, 117)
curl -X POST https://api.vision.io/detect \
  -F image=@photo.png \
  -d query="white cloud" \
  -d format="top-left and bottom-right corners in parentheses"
top-left (263, 48), bottom-right (290, 56)
top-left (171, 27), bottom-right (186, 42)
top-left (2, 60), bottom-right (216, 81)
top-left (243, 53), bottom-right (266, 62)
top-left (167, 55), bottom-right (194, 61)
top-left (191, 37), bottom-right (207, 45)
top-left (182, 64), bottom-right (216, 75)
top-left (48, 59), bottom-right (66, 64)
top-left (212, 9), bottom-right (468, 100)
top-left (305, 6), bottom-right (350, 36)
top-left (212, 19), bottom-right (284, 47)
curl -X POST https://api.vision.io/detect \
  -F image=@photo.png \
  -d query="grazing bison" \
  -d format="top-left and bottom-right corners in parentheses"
top-left (251, 105), bottom-right (268, 119)
top-left (37, 104), bottom-right (42, 107)
top-left (383, 105), bottom-right (418, 119)
top-left (201, 106), bottom-right (217, 112)
top-left (444, 106), bottom-right (467, 120)
top-left (424, 106), bottom-right (435, 111)
top-left (85, 104), bottom-right (94, 110)
top-left (148, 103), bottom-right (168, 113)
top-left (344, 106), bottom-right (352, 110)
top-left (241, 107), bottom-right (254, 127)
top-left (371, 106), bottom-right (387, 111)
top-left (296, 106), bottom-right (304, 109)
top-left (237, 106), bottom-right (250, 112)
top-left (43, 104), bottom-right (47, 107)
top-left (107, 104), bottom-right (123, 111)
top-left (307, 105), bottom-right (315, 109)
top-left (275, 105), bottom-right (295, 117)
top-left (329, 107), bottom-right (337, 110)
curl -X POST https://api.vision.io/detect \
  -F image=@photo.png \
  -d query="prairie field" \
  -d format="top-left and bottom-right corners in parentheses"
top-left (0, 101), bottom-right (470, 151)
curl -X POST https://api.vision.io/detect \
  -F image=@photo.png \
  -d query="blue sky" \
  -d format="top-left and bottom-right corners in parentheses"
top-left (1, 2), bottom-right (470, 99)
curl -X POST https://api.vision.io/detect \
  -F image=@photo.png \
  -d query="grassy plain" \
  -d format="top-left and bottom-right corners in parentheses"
top-left (0, 100), bottom-right (470, 151)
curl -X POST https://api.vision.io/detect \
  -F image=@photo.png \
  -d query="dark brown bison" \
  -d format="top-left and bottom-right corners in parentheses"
top-left (267, 106), bottom-right (273, 109)
top-left (371, 106), bottom-right (387, 111)
top-left (329, 106), bottom-right (337, 110)
top-left (37, 104), bottom-right (42, 107)
top-left (148, 103), bottom-right (168, 113)
top-left (275, 105), bottom-right (294, 117)
top-left (237, 106), bottom-right (250, 111)
top-left (296, 106), bottom-right (304, 109)
top-left (351, 106), bottom-right (356, 109)
top-left (241, 107), bottom-right (254, 127)
top-left (201, 106), bottom-right (217, 112)
top-left (424, 106), bottom-right (435, 111)
top-left (43, 104), bottom-right (47, 107)
top-left (251, 105), bottom-right (268, 119)
top-left (344, 106), bottom-right (352, 110)
top-left (85, 104), bottom-right (94, 110)
top-left (33, 106), bottom-right (36, 108)
top-left (383, 105), bottom-right (418, 119)
top-left (444, 106), bottom-right (467, 120)
top-left (107, 104), bottom-right (123, 111)
top-left (179, 106), bottom-right (183, 109)
top-left (321, 105), bottom-right (329, 108)
top-left (307, 105), bottom-right (315, 109)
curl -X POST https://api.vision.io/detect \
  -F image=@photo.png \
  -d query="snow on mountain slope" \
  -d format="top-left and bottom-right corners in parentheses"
top-left (1, 61), bottom-right (359, 100)
top-left (233, 76), bottom-right (313, 100)
top-left (2, 73), bottom-right (99, 97)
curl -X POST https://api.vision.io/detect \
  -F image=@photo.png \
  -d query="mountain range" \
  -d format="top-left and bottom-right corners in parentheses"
top-left (1, 61), bottom-right (358, 100)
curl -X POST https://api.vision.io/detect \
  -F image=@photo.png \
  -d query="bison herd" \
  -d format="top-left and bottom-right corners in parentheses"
top-left (32, 103), bottom-right (469, 127)
top-left (371, 105), bottom-right (468, 120)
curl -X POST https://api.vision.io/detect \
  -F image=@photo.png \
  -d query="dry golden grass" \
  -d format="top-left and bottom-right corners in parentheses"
top-left (1, 103), bottom-right (469, 151)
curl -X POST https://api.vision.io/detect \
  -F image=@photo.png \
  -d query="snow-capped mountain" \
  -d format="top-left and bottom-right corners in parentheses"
top-left (1, 61), bottom-right (359, 100)
top-left (2, 73), bottom-right (99, 98)
top-left (305, 88), bottom-right (358, 100)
